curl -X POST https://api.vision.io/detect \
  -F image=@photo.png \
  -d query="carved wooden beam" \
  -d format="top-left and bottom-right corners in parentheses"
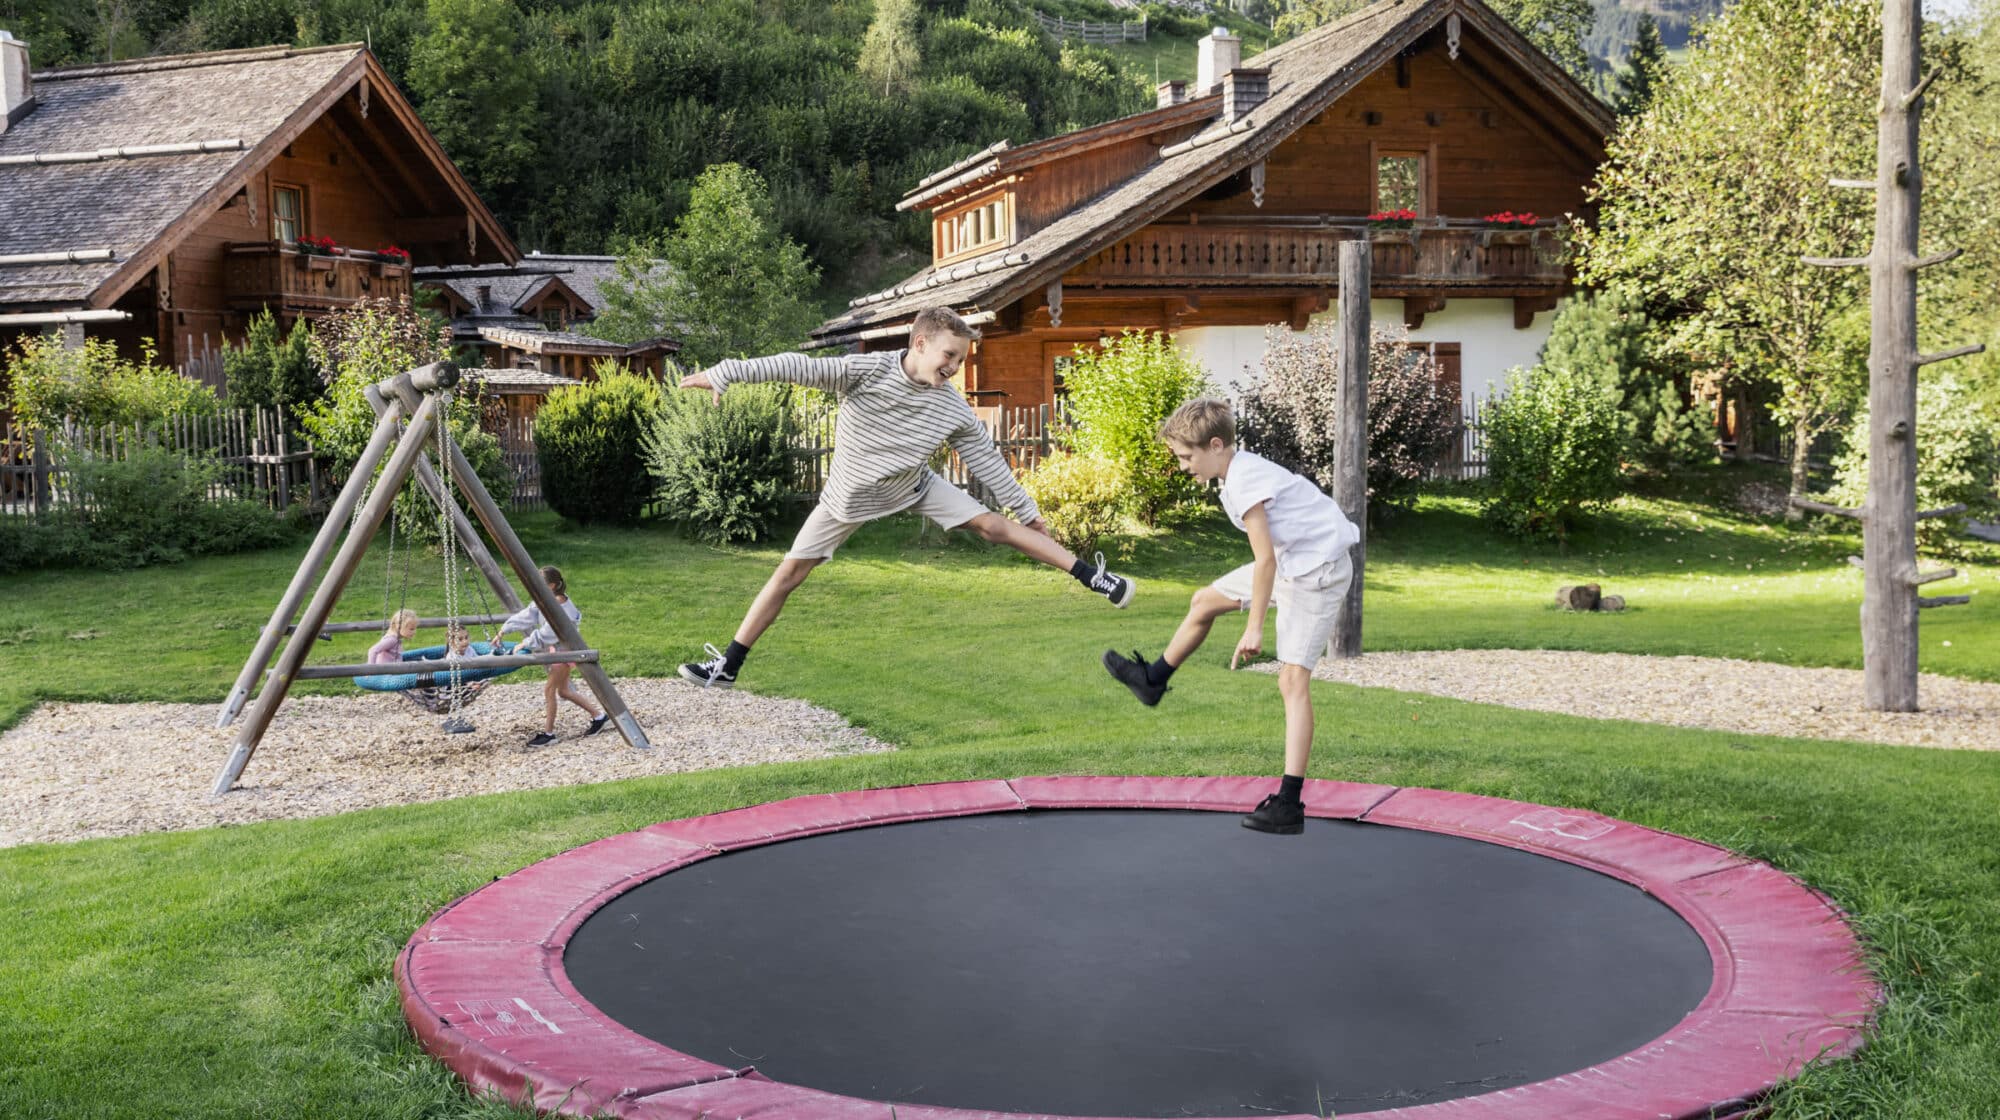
top-left (1512, 294), bottom-right (1557, 329)
top-left (1404, 294), bottom-right (1445, 330)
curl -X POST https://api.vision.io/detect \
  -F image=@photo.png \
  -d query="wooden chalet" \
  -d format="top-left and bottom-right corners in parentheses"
top-left (812, 0), bottom-right (1613, 412)
top-left (0, 34), bottom-right (516, 385)
top-left (418, 253), bottom-right (681, 434)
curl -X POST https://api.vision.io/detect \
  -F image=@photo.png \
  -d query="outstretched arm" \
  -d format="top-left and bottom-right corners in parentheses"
top-left (694, 353), bottom-right (860, 400)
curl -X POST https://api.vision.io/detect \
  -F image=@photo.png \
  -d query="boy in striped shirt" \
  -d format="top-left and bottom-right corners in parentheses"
top-left (678, 307), bottom-right (1135, 689)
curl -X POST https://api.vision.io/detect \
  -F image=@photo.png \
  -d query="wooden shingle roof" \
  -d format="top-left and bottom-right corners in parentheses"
top-left (811, 0), bottom-right (1610, 349)
top-left (0, 43), bottom-right (516, 310)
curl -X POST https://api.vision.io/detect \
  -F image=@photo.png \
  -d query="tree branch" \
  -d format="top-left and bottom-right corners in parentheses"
top-left (1802, 255), bottom-right (1871, 268)
top-left (1827, 178), bottom-right (1876, 190)
top-left (1911, 247), bottom-right (1964, 270)
top-left (1915, 503), bottom-right (1968, 520)
top-left (1918, 595), bottom-right (1971, 609)
top-left (1901, 69), bottom-right (1940, 110)
top-left (1910, 568), bottom-right (1959, 586)
top-left (1792, 497), bottom-right (1863, 519)
top-left (1916, 344), bottom-right (1986, 367)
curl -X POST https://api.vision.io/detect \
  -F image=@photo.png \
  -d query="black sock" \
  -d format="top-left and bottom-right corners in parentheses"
top-left (1068, 557), bottom-right (1097, 587)
top-left (1147, 657), bottom-right (1177, 687)
top-left (1278, 774), bottom-right (1305, 804)
top-left (722, 640), bottom-right (750, 675)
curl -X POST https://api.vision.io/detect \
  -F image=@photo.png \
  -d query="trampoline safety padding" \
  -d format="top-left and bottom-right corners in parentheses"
top-left (398, 776), bottom-right (1879, 1119)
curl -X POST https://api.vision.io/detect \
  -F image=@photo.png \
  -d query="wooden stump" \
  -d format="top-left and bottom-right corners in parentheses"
top-left (1600, 595), bottom-right (1626, 612)
top-left (1556, 584), bottom-right (1602, 611)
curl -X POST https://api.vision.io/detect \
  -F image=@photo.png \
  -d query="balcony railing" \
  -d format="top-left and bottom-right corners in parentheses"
top-left (224, 242), bottom-right (413, 313)
top-left (1067, 220), bottom-right (1569, 288)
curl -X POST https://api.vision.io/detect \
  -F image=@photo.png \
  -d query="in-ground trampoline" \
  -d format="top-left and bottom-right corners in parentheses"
top-left (399, 777), bottom-right (1879, 1119)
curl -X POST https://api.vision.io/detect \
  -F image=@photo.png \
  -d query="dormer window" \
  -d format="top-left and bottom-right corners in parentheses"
top-left (935, 193), bottom-right (1014, 264)
top-left (541, 304), bottom-right (566, 331)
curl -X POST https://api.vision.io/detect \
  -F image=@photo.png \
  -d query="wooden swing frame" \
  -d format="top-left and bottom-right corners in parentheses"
top-left (211, 361), bottom-right (650, 796)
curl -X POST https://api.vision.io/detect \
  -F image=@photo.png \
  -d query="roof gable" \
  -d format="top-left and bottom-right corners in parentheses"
top-left (0, 44), bottom-right (517, 309)
top-left (817, 0), bottom-right (1611, 346)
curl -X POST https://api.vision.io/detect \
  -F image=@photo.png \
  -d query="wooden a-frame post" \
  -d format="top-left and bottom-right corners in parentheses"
top-left (1796, 0), bottom-right (1982, 711)
top-left (212, 362), bottom-right (650, 796)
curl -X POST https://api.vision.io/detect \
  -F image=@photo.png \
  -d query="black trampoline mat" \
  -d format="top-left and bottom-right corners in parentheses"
top-left (564, 809), bottom-right (1714, 1116)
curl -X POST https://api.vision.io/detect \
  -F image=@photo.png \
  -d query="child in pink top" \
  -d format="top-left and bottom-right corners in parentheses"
top-left (367, 610), bottom-right (421, 664)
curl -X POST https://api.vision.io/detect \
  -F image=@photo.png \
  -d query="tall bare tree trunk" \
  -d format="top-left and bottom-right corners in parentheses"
top-left (1861, 0), bottom-right (1923, 711)
top-left (1328, 240), bottom-right (1369, 659)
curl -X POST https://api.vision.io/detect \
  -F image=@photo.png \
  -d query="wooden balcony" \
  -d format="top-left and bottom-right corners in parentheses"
top-left (224, 242), bottom-right (413, 314)
top-left (1066, 220), bottom-right (1570, 291)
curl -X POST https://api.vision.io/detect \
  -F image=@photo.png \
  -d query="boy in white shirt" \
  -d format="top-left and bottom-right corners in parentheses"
top-left (1102, 398), bottom-right (1360, 835)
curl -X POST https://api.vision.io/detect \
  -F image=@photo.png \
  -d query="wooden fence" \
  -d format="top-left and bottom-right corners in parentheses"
top-left (1, 407), bottom-right (321, 517)
top-left (1431, 395), bottom-right (1488, 481)
top-left (785, 398), bottom-right (1070, 503)
top-left (1030, 9), bottom-right (1147, 43)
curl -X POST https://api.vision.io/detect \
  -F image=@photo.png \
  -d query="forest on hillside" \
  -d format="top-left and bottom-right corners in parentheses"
top-left (0, 0), bottom-right (1176, 297)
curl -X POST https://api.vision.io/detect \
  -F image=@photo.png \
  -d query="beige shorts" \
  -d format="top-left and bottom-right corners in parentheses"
top-left (786, 481), bottom-right (992, 560)
top-left (1211, 552), bottom-right (1354, 667)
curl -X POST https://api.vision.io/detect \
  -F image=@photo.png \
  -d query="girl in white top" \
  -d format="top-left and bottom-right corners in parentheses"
top-left (1101, 399), bottom-right (1359, 836)
top-left (498, 565), bottom-right (606, 746)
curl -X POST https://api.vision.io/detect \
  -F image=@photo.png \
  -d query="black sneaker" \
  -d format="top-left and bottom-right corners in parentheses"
top-left (1085, 550), bottom-right (1135, 608)
top-left (582, 714), bottom-right (609, 737)
top-left (678, 642), bottom-right (737, 689)
top-left (526, 731), bottom-right (557, 747)
top-left (1102, 648), bottom-right (1167, 707)
top-left (1242, 794), bottom-right (1305, 835)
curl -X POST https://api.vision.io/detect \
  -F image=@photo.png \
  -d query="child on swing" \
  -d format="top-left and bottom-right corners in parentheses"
top-left (367, 609), bottom-right (421, 665)
top-left (497, 565), bottom-right (607, 746)
top-left (675, 306), bottom-right (1136, 690)
top-left (1101, 398), bottom-right (1359, 835)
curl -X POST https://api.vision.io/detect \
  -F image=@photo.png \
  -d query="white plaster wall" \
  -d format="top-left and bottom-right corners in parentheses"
top-left (1173, 325), bottom-right (1274, 401)
top-left (1353, 298), bottom-right (1554, 410)
top-left (1174, 300), bottom-right (1556, 412)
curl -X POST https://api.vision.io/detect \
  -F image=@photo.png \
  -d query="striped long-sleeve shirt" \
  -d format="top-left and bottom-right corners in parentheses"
top-left (708, 350), bottom-right (1041, 524)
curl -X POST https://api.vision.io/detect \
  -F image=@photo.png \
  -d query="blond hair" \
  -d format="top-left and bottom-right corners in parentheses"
top-left (1160, 397), bottom-right (1237, 448)
top-left (911, 306), bottom-right (980, 344)
top-left (388, 609), bottom-right (420, 631)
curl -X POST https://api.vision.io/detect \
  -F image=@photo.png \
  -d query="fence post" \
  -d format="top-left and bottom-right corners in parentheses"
top-left (275, 412), bottom-right (292, 511)
top-left (30, 430), bottom-right (50, 515)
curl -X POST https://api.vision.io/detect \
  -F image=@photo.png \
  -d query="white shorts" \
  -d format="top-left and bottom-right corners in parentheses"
top-left (786, 481), bottom-right (991, 560)
top-left (1211, 552), bottom-right (1354, 667)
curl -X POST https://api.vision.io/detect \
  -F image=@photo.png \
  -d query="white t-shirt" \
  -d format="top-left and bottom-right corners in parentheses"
top-left (1218, 450), bottom-right (1361, 579)
top-left (501, 598), bottom-right (581, 652)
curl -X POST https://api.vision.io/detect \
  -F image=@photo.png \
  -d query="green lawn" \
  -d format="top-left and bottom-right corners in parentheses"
top-left (2, 474), bottom-right (1997, 1118)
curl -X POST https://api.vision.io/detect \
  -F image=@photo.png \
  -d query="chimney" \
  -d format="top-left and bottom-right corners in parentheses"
top-left (476, 284), bottom-right (493, 312)
top-left (1156, 80), bottom-right (1187, 109)
top-left (1196, 27), bottom-right (1241, 96)
top-left (0, 30), bottom-right (33, 134)
top-left (1224, 68), bottom-right (1269, 123)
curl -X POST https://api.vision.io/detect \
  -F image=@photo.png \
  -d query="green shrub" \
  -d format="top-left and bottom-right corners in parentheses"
top-left (1240, 324), bottom-right (1459, 518)
top-left (1828, 373), bottom-right (2000, 549)
top-left (1022, 450), bottom-right (1130, 556)
top-left (223, 310), bottom-right (322, 420)
top-left (7, 448), bottom-right (293, 571)
top-left (6, 335), bottom-right (219, 431)
top-left (646, 384), bottom-right (793, 545)
top-left (1540, 287), bottom-right (1712, 471)
top-left (535, 366), bottom-right (665, 525)
top-left (1481, 364), bottom-right (1625, 541)
top-left (297, 299), bottom-right (508, 541)
top-left (1063, 330), bottom-right (1211, 524)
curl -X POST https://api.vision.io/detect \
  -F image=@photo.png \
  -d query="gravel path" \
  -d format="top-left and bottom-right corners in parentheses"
top-left (7, 651), bottom-right (1995, 848)
top-left (0, 678), bottom-right (889, 848)
top-left (1284, 650), bottom-right (2000, 751)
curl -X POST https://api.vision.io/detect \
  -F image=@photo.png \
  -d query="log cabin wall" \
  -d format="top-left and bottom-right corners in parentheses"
top-left (1177, 39), bottom-right (1595, 223)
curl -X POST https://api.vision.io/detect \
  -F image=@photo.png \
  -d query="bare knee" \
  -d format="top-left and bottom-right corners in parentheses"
top-left (774, 558), bottom-right (821, 591)
top-left (1191, 587), bottom-right (1239, 619)
top-left (964, 513), bottom-right (1010, 543)
top-left (1278, 663), bottom-right (1312, 699)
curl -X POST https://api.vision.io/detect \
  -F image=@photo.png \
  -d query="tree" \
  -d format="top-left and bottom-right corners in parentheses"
top-left (858, 0), bottom-right (921, 97)
top-left (223, 310), bottom-right (321, 421)
top-left (1540, 286), bottom-right (1711, 469)
top-left (1574, 0), bottom-right (1888, 502)
top-left (1612, 13), bottom-right (1668, 117)
top-left (406, 0), bottom-right (538, 199)
top-left (593, 163), bottom-right (822, 369)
